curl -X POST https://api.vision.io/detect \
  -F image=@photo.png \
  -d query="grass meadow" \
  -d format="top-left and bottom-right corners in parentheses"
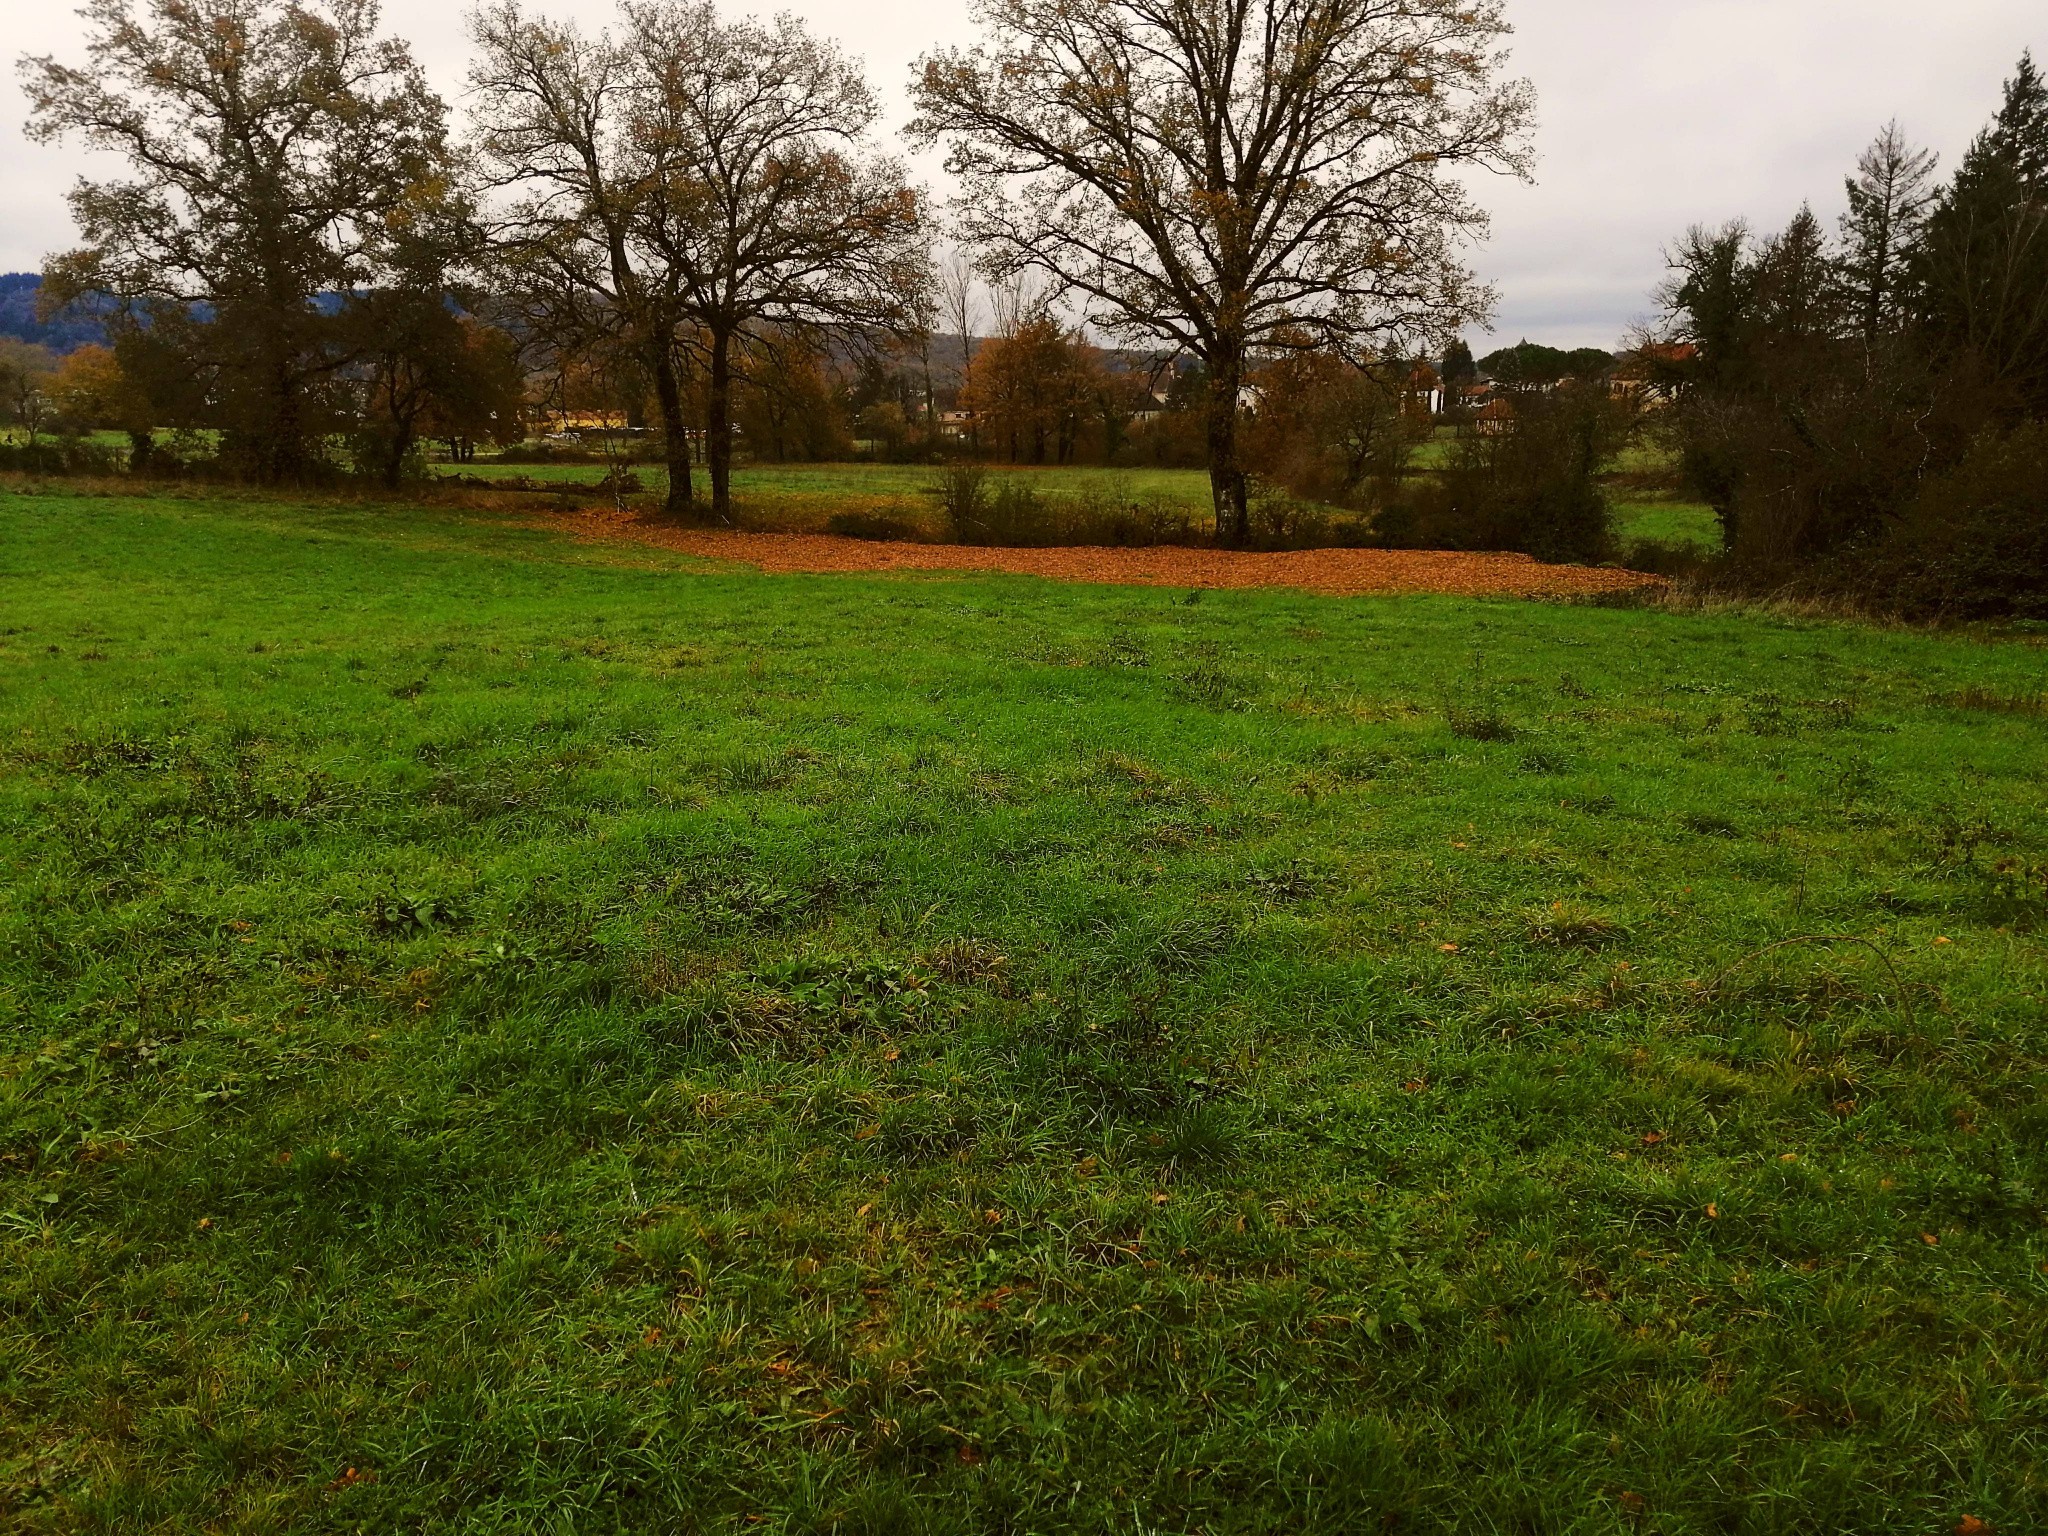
top-left (437, 457), bottom-right (1721, 552)
top-left (2, 486), bottom-right (2044, 1532)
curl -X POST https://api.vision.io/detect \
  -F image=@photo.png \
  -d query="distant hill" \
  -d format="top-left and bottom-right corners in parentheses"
top-left (0, 274), bottom-right (109, 353)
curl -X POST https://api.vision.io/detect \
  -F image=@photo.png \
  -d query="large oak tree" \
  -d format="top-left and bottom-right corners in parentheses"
top-left (471, 1), bottom-right (926, 523)
top-left (469, 1), bottom-right (701, 513)
top-left (622, 2), bottom-right (927, 521)
top-left (911, 0), bottom-right (1532, 545)
top-left (23, 0), bottom-right (450, 482)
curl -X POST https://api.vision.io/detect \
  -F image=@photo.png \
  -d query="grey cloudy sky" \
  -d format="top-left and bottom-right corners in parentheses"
top-left (3, 0), bottom-right (2040, 350)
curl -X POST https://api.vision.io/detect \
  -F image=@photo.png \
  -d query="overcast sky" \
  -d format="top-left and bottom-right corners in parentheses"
top-left (4, 0), bottom-right (2040, 350)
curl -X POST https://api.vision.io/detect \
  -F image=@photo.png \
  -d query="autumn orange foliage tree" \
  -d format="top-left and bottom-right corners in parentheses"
top-left (958, 320), bottom-right (1101, 464)
top-left (48, 345), bottom-right (152, 452)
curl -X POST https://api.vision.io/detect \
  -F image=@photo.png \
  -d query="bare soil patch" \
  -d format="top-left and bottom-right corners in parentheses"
top-left (561, 505), bottom-right (1668, 600)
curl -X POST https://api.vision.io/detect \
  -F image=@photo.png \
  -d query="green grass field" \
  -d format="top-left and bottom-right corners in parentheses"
top-left (1613, 501), bottom-right (1723, 551)
top-left (3, 487), bottom-right (2043, 1532)
top-left (440, 457), bottom-right (1719, 553)
top-left (440, 460), bottom-right (1217, 505)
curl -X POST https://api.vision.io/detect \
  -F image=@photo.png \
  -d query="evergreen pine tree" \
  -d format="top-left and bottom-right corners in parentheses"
top-left (1754, 205), bottom-right (1839, 341)
top-left (1909, 53), bottom-right (2048, 413)
top-left (1928, 51), bottom-right (2048, 218)
top-left (1981, 50), bottom-right (2048, 193)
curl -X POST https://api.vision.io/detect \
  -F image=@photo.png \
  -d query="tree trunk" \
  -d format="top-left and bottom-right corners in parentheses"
top-left (259, 305), bottom-right (314, 484)
top-left (383, 415), bottom-right (415, 488)
top-left (707, 328), bottom-right (734, 523)
top-left (380, 376), bottom-right (417, 489)
top-left (651, 345), bottom-right (694, 518)
top-left (1206, 343), bottom-right (1250, 547)
top-left (270, 376), bottom-right (308, 484)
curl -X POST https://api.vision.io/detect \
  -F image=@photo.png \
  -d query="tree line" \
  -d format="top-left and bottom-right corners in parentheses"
top-left (1653, 54), bottom-right (2048, 615)
top-left (12, 0), bottom-right (1529, 547)
top-left (14, 0), bottom-right (2039, 606)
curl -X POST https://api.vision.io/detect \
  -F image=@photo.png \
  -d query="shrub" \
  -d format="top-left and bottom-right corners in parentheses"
top-left (933, 467), bottom-right (1199, 547)
top-left (977, 478), bottom-right (1057, 545)
top-left (1244, 489), bottom-right (1373, 551)
top-left (933, 463), bottom-right (993, 538)
top-left (1062, 487), bottom-right (1198, 547)
top-left (1838, 423), bottom-right (2048, 621)
top-left (0, 438), bottom-right (128, 476)
top-left (1617, 535), bottom-right (1714, 579)
top-left (1377, 385), bottom-right (1635, 563)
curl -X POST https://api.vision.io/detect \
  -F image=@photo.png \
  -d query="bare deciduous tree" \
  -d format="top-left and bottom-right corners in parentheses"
top-left (623, 2), bottom-right (929, 520)
top-left (911, 0), bottom-right (1532, 545)
top-left (469, 1), bottom-right (699, 513)
top-left (937, 250), bottom-right (982, 378)
top-left (987, 271), bottom-right (1056, 342)
top-left (1839, 121), bottom-right (1938, 345)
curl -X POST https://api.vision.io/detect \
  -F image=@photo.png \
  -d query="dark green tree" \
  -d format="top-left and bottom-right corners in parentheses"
top-left (1909, 52), bottom-right (2048, 415)
top-left (23, 0), bottom-right (452, 482)
top-left (1660, 222), bottom-right (1758, 394)
top-left (1980, 50), bottom-right (2048, 190)
top-left (1751, 205), bottom-right (1841, 342)
top-left (1478, 341), bottom-right (1614, 387)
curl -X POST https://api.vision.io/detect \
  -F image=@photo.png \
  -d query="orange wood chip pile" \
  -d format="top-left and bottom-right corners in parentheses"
top-left (561, 506), bottom-right (1669, 601)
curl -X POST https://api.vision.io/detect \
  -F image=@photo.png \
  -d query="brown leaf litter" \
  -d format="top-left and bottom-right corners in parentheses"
top-left (558, 505), bottom-right (1670, 601)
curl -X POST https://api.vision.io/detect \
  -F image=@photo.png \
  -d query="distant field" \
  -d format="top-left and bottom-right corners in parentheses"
top-left (1615, 500), bottom-right (1722, 550)
top-left (438, 457), bottom-right (1720, 556)
top-left (2, 486), bottom-right (2042, 1531)
top-left (440, 459), bottom-right (1217, 506)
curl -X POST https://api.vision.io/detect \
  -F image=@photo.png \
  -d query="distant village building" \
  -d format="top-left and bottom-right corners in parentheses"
top-left (1610, 343), bottom-right (1696, 407)
top-left (1474, 397), bottom-right (1517, 436)
top-left (543, 410), bottom-right (633, 435)
top-left (1129, 383), bottom-right (1175, 426)
top-left (1406, 361), bottom-right (1444, 416)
